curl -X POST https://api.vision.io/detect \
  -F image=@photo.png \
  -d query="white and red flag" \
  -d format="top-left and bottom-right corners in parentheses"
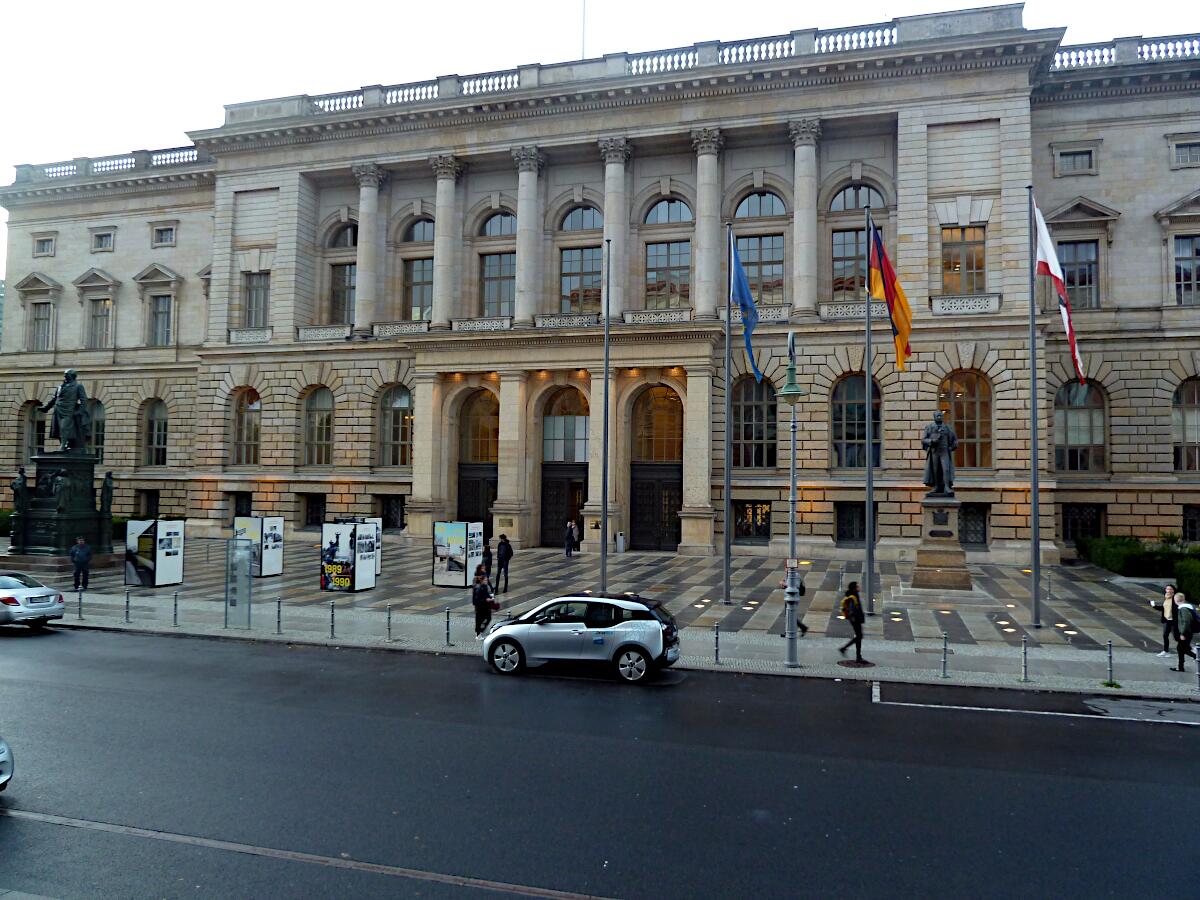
top-left (1033, 197), bottom-right (1085, 383)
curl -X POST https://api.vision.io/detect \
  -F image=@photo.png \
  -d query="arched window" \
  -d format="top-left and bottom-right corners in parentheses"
top-left (304, 388), bottom-right (334, 467)
top-left (233, 389), bottom-right (261, 466)
top-left (829, 183), bottom-right (887, 305)
top-left (1174, 378), bottom-right (1200, 471)
top-left (480, 212), bottom-right (517, 237)
top-left (379, 386), bottom-right (413, 467)
top-left (830, 184), bottom-right (885, 212)
top-left (561, 206), bottom-right (603, 231)
top-left (460, 390), bottom-right (500, 463)
top-left (735, 191), bottom-right (786, 219)
top-left (632, 386), bottom-right (683, 462)
top-left (23, 404), bottom-right (46, 463)
top-left (1054, 381), bottom-right (1106, 472)
top-left (328, 223), bottom-right (358, 248)
top-left (938, 371), bottom-right (992, 468)
top-left (404, 218), bottom-right (435, 242)
top-left (831, 375), bottom-right (881, 468)
top-left (86, 400), bottom-right (105, 462)
top-left (543, 387), bottom-right (590, 463)
top-left (732, 377), bottom-right (777, 468)
top-left (644, 199), bottom-right (692, 225)
top-left (144, 400), bottom-right (169, 467)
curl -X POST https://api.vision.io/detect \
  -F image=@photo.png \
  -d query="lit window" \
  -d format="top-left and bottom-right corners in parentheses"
top-left (461, 391), bottom-right (499, 464)
top-left (543, 388), bottom-right (589, 463)
top-left (733, 500), bottom-right (772, 544)
top-left (938, 371), bottom-right (992, 468)
top-left (631, 387), bottom-right (683, 463)
top-left (941, 226), bottom-right (986, 295)
top-left (379, 386), bottom-right (413, 467)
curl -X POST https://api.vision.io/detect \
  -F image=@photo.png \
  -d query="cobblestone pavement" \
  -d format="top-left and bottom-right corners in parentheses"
top-left (76, 538), bottom-right (1170, 652)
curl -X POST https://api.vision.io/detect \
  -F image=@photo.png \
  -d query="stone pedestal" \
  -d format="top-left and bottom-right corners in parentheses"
top-left (910, 496), bottom-right (973, 591)
top-left (8, 449), bottom-right (113, 557)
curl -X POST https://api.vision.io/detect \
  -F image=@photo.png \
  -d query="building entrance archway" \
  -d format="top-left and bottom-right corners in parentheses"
top-left (539, 386), bottom-right (590, 547)
top-left (628, 386), bottom-right (683, 551)
top-left (457, 389), bottom-right (499, 542)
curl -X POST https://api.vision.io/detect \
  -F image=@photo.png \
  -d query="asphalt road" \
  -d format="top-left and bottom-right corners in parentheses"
top-left (0, 627), bottom-right (1195, 899)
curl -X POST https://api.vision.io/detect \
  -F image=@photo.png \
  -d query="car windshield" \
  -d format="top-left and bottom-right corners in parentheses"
top-left (0, 573), bottom-right (44, 589)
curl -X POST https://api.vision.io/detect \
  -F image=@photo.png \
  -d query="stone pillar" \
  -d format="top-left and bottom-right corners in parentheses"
top-left (351, 163), bottom-right (386, 339)
top-left (512, 147), bottom-right (544, 326)
top-left (491, 371), bottom-right (533, 547)
top-left (582, 371), bottom-right (620, 553)
top-left (691, 127), bottom-right (724, 320)
top-left (406, 372), bottom-right (443, 540)
top-left (599, 137), bottom-right (631, 320)
top-left (429, 155), bottom-right (463, 330)
top-left (679, 366), bottom-right (715, 555)
top-left (788, 118), bottom-right (821, 318)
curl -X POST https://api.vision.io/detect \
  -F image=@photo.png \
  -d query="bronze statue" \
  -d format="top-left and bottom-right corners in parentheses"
top-left (9, 466), bottom-right (29, 516)
top-left (922, 411), bottom-right (958, 497)
top-left (51, 469), bottom-right (71, 513)
top-left (40, 369), bottom-right (90, 452)
top-left (100, 472), bottom-right (114, 515)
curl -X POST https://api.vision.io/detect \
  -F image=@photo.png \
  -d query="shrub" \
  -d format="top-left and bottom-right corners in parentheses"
top-left (1176, 559), bottom-right (1200, 603)
top-left (1075, 535), bottom-right (1179, 577)
top-left (0, 508), bottom-right (10, 538)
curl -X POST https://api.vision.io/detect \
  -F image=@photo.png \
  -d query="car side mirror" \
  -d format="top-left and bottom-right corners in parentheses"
top-left (534, 613), bottom-right (551, 624)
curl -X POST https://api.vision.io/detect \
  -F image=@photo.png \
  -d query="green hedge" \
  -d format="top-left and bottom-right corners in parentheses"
top-left (1076, 535), bottom-right (1200, 579)
top-left (1176, 559), bottom-right (1200, 603)
top-left (0, 509), bottom-right (126, 540)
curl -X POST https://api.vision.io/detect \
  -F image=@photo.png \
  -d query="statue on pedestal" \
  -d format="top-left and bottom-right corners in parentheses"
top-left (921, 411), bottom-right (958, 497)
top-left (100, 472), bottom-right (114, 515)
top-left (10, 467), bottom-right (29, 516)
top-left (40, 369), bottom-right (90, 452)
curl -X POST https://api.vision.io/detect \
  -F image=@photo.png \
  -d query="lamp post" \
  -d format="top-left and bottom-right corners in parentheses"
top-left (779, 332), bottom-right (808, 668)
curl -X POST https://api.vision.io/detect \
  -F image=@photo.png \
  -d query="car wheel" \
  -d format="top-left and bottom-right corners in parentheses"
top-left (489, 639), bottom-right (525, 675)
top-left (614, 646), bottom-right (652, 683)
top-left (26, 619), bottom-right (48, 631)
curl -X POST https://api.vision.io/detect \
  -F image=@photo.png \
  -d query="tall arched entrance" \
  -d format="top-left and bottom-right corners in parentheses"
top-left (629, 386), bottom-right (683, 551)
top-left (457, 389), bottom-right (499, 541)
top-left (539, 387), bottom-right (589, 546)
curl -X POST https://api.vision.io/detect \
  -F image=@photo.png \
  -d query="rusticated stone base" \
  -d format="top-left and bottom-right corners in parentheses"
top-left (911, 497), bottom-right (974, 591)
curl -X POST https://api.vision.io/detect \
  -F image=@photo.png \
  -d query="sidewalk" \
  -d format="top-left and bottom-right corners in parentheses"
top-left (50, 590), bottom-right (1200, 701)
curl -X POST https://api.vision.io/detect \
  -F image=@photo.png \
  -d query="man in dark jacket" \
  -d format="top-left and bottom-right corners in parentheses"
top-left (70, 536), bottom-right (93, 590)
top-left (472, 572), bottom-right (494, 638)
top-left (495, 534), bottom-right (513, 593)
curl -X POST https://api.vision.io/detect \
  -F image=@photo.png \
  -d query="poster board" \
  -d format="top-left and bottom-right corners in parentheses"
top-left (156, 521), bottom-right (185, 586)
top-left (466, 521), bottom-right (485, 583)
top-left (234, 516), bottom-right (285, 578)
top-left (125, 519), bottom-right (185, 587)
top-left (321, 522), bottom-right (376, 592)
top-left (233, 516), bottom-right (262, 576)
top-left (432, 521), bottom-right (484, 587)
top-left (364, 516), bottom-right (383, 576)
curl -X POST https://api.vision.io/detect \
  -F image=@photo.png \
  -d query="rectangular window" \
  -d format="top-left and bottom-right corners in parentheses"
top-left (138, 490), bottom-right (161, 519)
top-left (243, 272), bottom-right (270, 327)
top-left (303, 494), bottom-right (326, 528)
top-left (481, 252), bottom-right (516, 317)
top-left (1184, 506), bottom-right (1200, 543)
top-left (33, 236), bottom-right (55, 257)
top-left (1058, 241), bottom-right (1099, 310)
top-left (329, 263), bottom-right (357, 324)
top-left (1062, 503), bottom-right (1105, 544)
top-left (149, 295), bottom-right (173, 346)
top-left (87, 298), bottom-right (113, 348)
top-left (29, 302), bottom-right (52, 351)
top-left (92, 231), bottom-right (114, 252)
top-left (941, 226), bottom-right (986, 295)
top-left (378, 495), bottom-right (406, 530)
top-left (229, 491), bottom-right (253, 524)
top-left (1176, 143), bottom-right (1200, 167)
top-left (543, 415), bottom-right (589, 463)
top-left (644, 240), bottom-right (691, 310)
top-left (736, 234), bottom-right (785, 305)
top-left (834, 501), bottom-right (878, 547)
top-left (152, 226), bottom-right (176, 247)
top-left (146, 418), bottom-right (168, 466)
top-left (960, 503), bottom-right (989, 548)
top-left (832, 230), bottom-right (866, 303)
top-left (1176, 236), bottom-right (1200, 307)
top-left (1058, 150), bottom-right (1094, 173)
top-left (404, 257), bottom-right (433, 321)
top-left (732, 500), bottom-right (772, 545)
top-left (560, 246), bottom-right (603, 314)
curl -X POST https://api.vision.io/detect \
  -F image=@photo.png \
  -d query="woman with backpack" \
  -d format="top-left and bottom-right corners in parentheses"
top-left (838, 581), bottom-right (868, 664)
top-left (1151, 583), bottom-right (1178, 658)
top-left (1172, 591), bottom-right (1197, 673)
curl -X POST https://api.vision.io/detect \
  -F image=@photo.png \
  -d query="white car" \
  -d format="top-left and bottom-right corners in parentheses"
top-left (483, 593), bottom-right (680, 683)
top-left (0, 572), bottom-right (65, 630)
top-left (0, 736), bottom-right (11, 792)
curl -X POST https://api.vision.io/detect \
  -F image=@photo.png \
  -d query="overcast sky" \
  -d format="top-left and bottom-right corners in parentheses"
top-left (0, 0), bottom-right (1184, 276)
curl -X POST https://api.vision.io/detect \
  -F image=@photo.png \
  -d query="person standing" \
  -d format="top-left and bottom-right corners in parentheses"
top-left (838, 581), bottom-right (867, 663)
top-left (472, 571), bottom-right (494, 639)
top-left (1173, 591), bottom-right (1197, 673)
top-left (482, 543), bottom-right (493, 582)
top-left (1152, 583), bottom-right (1178, 658)
top-left (495, 534), bottom-right (513, 594)
top-left (70, 536), bottom-right (92, 591)
top-left (564, 520), bottom-right (575, 558)
top-left (571, 520), bottom-right (581, 553)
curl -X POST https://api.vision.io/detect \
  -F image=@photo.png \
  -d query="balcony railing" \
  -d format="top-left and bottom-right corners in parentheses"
top-left (1052, 33), bottom-right (1200, 69)
top-left (15, 146), bottom-right (211, 184)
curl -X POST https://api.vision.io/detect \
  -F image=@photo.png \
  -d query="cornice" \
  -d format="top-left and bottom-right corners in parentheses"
top-left (1032, 70), bottom-right (1198, 106)
top-left (0, 168), bottom-right (215, 208)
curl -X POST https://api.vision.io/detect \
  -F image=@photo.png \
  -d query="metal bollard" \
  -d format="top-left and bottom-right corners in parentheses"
top-left (940, 632), bottom-right (949, 678)
top-left (124, 589), bottom-right (130, 623)
top-left (172, 592), bottom-right (179, 627)
top-left (714, 622), bottom-right (721, 665)
top-left (330, 600), bottom-right (336, 640)
top-left (1106, 639), bottom-right (1115, 685)
top-left (1021, 635), bottom-right (1029, 683)
top-left (275, 598), bottom-right (282, 635)
top-left (77, 589), bottom-right (83, 620)
top-left (386, 604), bottom-right (393, 643)
top-left (445, 607), bottom-right (451, 647)
top-left (223, 596), bottom-right (229, 629)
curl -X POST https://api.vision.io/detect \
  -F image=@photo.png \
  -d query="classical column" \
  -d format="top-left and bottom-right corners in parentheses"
top-left (406, 372), bottom-right (443, 540)
top-left (429, 155), bottom-right (463, 330)
top-left (491, 371), bottom-right (532, 546)
top-left (691, 127), bottom-right (724, 320)
top-left (679, 365), bottom-right (715, 555)
top-left (351, 163), bottom-right (386, 338)
top-left (598, 137), bottom-right (631, 320)
top-left (582, 370), bottom-right (619, 553)
top-left (788, 118), bottom-right (821, 318)
top-left (512, 146), bottom-right (544, 326)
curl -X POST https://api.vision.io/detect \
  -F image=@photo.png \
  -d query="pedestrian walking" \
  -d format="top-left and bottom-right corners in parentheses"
top-left (1172, 591), bottom-right (1197, 672)
top-left (495, 534), bottom-right (513, 593)
top-left (564, 520), bottom-right (575, 558)
top-left (472, 572), bottom-right (494, 639)
top-left (1151, 583), bottom-right (1178, 658)
top-left (482, 543), bottom-right (493, 581)
top-left (571, 520), bottom-right (581, 552)
top-left (70, 536), bottom-right (92, 591)
top-left (838, 581), bottom-right (867, 663)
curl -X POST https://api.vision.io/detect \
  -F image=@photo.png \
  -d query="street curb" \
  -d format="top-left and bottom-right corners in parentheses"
top-left (49, 620), bottom-right (1200, 703)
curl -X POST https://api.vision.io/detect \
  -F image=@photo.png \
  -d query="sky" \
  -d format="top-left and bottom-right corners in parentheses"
top-left (0, 0), bottom-right (1185, 276)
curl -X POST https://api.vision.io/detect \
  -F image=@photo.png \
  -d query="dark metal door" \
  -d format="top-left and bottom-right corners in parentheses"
top-left (541, 463), bottom-right (587, 546)
top-left (457, 464), bottom-right (497, 542)
top-left (629, 464), bottom-right (682, 551)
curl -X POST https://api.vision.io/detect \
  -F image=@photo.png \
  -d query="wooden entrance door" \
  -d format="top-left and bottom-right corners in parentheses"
top-left (457, 464), bottom-right (497, 542)
top-left (629, 463), bottom-right (682, 551)
top-left (541, 463), bottom-right (588, 546)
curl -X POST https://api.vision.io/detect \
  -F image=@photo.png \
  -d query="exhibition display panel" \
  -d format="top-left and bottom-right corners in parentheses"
top-left (320, 521), bottom-right (377, 592)
top-left (432, 521), bottom-right (484, 588)
top-left (233, 515), bottom-right (285, 577)
top-left (124, 519), bottom-right (185, 587)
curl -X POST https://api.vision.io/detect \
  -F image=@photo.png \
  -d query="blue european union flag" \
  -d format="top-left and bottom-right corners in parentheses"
top-left (730, 231), bottom-right (764, 383)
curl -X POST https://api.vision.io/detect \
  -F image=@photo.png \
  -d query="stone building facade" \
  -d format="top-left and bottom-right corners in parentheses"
top-left (3, 6), bottom-right (1199, 563)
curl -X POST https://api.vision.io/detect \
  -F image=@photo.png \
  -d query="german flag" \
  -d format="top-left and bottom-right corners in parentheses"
top-left (868, 220), bottom-right (913, 371)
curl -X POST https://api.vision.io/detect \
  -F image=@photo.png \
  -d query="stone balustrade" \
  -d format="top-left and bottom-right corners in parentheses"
top-left (373, 321), bottom-right (431, 337)
top-left (228, 327), bottom-right (273, 345)
top-left (719, 305), bottom-right (791, 324)
top-left (15, 146), bottom-right (210, 183)
top-left (1053, 33), bottom-right (1200, 69)
top-left (296, 325), bottom-right (352, 342)
top-left (930, 293), bottom-right (1002, 316)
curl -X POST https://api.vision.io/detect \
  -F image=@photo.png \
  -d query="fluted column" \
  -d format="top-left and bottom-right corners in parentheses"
top-left (351, 163), bottom-right (386, 338)
top-left (429, 154), bottom-right (463, 330)
top-left (599, 137), bottom-right (631, 320)
top-left (512, 146), bottom-right (544, 326)
top-left (789, 119), bottom-right (821, 318)
top-left (691, 127), bottom-right (723, 319)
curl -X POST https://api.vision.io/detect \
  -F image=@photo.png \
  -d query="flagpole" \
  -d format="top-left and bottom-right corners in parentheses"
top-left (722, 224), bottom-right (734, 605)
top-left (601, 237), bottom-right (611, 593)
top-left (863, 206), bottom-right (875, 616)
top-left (1027, 187), bottom-right (1042, 629)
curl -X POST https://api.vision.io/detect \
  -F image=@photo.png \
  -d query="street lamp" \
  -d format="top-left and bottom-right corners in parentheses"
top-left (779, 333), bottom-right (808, 668)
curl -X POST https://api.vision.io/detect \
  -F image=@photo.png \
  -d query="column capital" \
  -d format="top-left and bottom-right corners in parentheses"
top-left (788, 118), bottom-right (822, 148)
top-left (411, 371), bottom-right (442, 386)
top-left (351, 162), bottom-right (388, 188)
top-left (691, 127), bottom-right (724, 157)
top-left (497, 368), bottom-right (530, 382)
top-left (429, 154), bottom-right (464, 181)
top-left (512, 146), bottom-right (545, 174)
top-left (598, 136), bottom-right (632, 165)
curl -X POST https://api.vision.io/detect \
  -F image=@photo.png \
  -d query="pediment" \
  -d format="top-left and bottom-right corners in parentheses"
top-left (12, 271), bottom-right (62, 293)
top-left (1156, 187), bottom-right (1200, 223)
top-left (72, 267), bottom-right (120, 289)
top-left (1044, 196), bottom-right (1121, 225)
top-left (196, 264), bottom-right (212, 280)
top-left (133, 263), bottom-right (181, 285)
